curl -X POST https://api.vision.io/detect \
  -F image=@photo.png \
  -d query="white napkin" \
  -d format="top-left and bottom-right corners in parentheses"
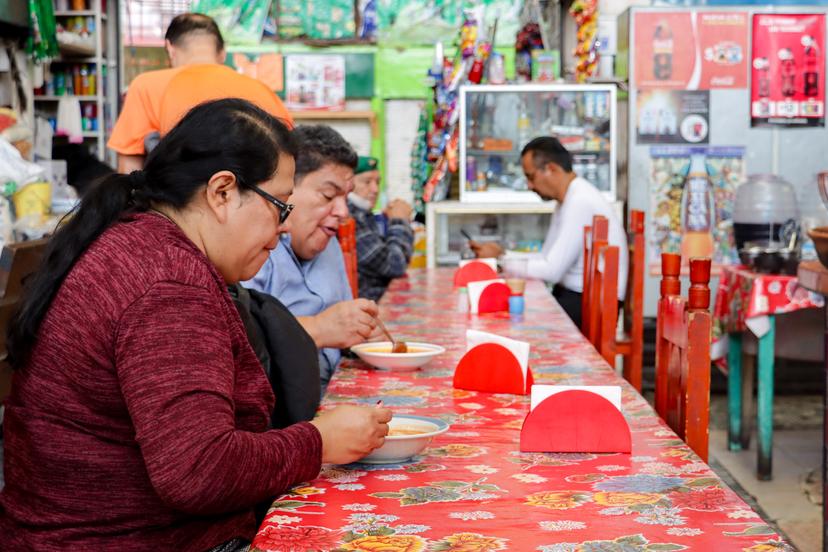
top-left (466, 329), bottom-right (530, 386)
top-left (466, 278), bottom-right (505, 314)
top-left (459, 258), bottom-right (498, 271)
top-left (530, 385), bottom-right (622, 412)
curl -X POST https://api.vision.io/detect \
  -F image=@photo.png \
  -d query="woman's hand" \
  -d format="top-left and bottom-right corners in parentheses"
top-left (310, 405), bottom-right (392, 464)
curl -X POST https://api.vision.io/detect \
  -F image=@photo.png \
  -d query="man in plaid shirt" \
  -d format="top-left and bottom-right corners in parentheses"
top-left (347, 156), bottom-right (414, 301)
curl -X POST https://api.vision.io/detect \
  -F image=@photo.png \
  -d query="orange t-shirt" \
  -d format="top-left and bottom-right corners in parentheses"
top-left (158, 64), bottom-right (293, 135)
top-left (107, 67), bottom-right (181, 155)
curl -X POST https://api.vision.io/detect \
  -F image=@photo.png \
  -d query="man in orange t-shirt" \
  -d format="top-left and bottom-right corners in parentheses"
top-left (158, 64), bottom-right (293, 136)
top-left (108, 13), bottom-right (291, 173)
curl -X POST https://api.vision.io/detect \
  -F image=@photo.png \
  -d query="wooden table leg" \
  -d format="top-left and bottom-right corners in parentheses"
top-left (822, 307), bottom-right (828, 552)
top-left (728, 332), bottom-right (743, 451)
top-left (757, 316), bottom-right (776, 480)
top-left (741, 352), bottom-right (756, 451)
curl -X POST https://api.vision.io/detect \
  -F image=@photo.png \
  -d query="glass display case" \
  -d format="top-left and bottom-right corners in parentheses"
top-left (425, 201), bottom-right (557, 268)
top-left (460, 83), bottom-right (617, 203)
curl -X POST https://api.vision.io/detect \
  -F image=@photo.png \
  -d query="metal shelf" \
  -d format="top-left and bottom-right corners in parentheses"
top-left (54, 10), bottom-right (107, 21)
top-left (34, 95), bottom-right (99, 101)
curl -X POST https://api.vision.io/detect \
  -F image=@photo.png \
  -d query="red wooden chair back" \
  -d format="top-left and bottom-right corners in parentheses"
top-left (581, 224), bottom-right (592, 323)
top-left (655, 253), bottom-right (712, 462)
top-left (337, 218), bottom-right (359, 298)
top-left (582, 215), bottom-right (608, 342)
top-left (593, 244), bottom-right (619, 366)
top-left (618, 209), bottom-right (646, 391)
top-left (0, 238), bottom-right (49, 402)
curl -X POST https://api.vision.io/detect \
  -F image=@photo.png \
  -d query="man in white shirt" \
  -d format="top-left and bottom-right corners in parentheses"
top-left (471, 136), bottom-right (628, 328)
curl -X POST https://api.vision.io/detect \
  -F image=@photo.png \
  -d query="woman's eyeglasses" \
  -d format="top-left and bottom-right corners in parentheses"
top-left (243, 183), bottom-right (294, 224)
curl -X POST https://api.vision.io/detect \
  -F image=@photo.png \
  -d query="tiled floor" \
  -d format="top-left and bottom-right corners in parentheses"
top-left (709, 394), bottom-right (823, 552)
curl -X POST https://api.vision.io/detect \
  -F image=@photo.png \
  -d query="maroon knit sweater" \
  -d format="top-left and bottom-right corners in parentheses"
top-left (0, 212), bottom-right (322, 551)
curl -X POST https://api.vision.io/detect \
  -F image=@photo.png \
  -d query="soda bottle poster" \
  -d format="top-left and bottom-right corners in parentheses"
top-left (634, 11), bottom-right (748, 90)
top-left (751, 14), bottom-right (825, 127)
top-left (636, 90), bottom-right (710, 144)
top-left (648, 145), bottom-right (746, 275)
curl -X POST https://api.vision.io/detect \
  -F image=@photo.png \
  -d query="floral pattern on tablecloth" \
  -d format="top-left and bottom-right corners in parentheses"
top-left (713, 265), bottom-right (823, 340)
top-left (253, 269), bottom-right (791, 552)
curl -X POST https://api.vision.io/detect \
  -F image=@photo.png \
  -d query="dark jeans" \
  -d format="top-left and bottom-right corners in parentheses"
top-left (552, 284), bottom-right (583, 329)
top-left (552, 284), bottom-right (624, 334)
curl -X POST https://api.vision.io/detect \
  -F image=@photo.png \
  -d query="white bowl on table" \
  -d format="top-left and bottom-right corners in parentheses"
top-left (350, 341), bottom-right (445, 371)
top-left (359, 414), bottom-right (450, 464)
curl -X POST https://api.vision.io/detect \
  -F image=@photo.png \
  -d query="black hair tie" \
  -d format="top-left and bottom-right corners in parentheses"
top-left (129, 170), bottom-right (147, 192)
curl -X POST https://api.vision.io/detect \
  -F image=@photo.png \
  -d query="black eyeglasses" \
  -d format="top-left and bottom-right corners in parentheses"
top-left (243, 183), bottom-right (294, 224)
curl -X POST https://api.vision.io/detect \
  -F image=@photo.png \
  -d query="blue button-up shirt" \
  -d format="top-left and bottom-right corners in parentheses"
top-left (244, 235), bottom-right (352, 391)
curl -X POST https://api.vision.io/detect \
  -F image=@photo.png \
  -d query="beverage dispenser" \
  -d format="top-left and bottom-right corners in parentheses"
top-left (733, 174), bottom-right (799, 249)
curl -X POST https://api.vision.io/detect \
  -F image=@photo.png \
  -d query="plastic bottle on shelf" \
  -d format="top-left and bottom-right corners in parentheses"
top-left (90, 104), bottom-right (98, 131)
top-left (88, 65), bottom-right (96, 95)
top-left (73, 66), bottom-right (82, 97)
top-left (679, 153), bottom-right (715, 261)
top-left (517, 101), bottom-right (531, 149)
top-left (80, 65), bottom-right (90, 95)
top-left (55, 72), bottom-right (65, 96)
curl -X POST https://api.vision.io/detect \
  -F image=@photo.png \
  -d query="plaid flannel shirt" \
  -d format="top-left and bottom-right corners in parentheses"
top-left (348, 199), bottom-right (414, 301)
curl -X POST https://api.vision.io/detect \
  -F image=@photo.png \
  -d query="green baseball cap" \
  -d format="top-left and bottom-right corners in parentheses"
top-left (355, 156), bottom-right (379, 175)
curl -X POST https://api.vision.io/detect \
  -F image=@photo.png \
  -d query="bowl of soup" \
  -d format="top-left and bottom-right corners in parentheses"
top-left (360, 414), bottom-right (450, 464)
top-left (350, 341), bottom-right (445, 371)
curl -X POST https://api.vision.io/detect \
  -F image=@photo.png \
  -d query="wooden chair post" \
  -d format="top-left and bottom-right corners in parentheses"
top-left (596, 245), bottom-right (619, 367)
top-left (655, 252), bottom-right (681, 419)
top-left (584, 216), bottom-right (608, 345)
top-left (684, 257), bottom-right (712, 462)
top-left (621, 209), bottom-right (646, 391)
top-left (581, 224), bottom-right (592, 326)
top-left (337, 218), bottom-right (359, 298)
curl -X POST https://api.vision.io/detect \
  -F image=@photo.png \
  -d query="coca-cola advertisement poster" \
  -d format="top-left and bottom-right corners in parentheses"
top-left (751, 14), bottom-right (825, 127)
top-left (634, 11), bottom-right (748, 90)
top-left (648, 145), bottom-right (746, 275)
top-left (636, 90), bottom-right (710, 144)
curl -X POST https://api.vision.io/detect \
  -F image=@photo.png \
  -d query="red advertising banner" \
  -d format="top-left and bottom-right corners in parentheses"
top-left (697, 11), bottom-right (748, 89)
top-left (751, 13), bottom-right (825, 127)
top-left (634, 11), bottom-right (748, 90)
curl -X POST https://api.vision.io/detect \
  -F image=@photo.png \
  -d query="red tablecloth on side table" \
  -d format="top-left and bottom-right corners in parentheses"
top-left (252, 269), bottom-right (791, 552)
top-left (712, 265), bottom-right (823, 361)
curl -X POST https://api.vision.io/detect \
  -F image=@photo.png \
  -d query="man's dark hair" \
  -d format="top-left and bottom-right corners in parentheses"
top-left (165, 13), bottom-right (224, 51)
top-left (521, 136), bottom-right (573, 173)
top-left (293, 125), bottom-right (358, 183)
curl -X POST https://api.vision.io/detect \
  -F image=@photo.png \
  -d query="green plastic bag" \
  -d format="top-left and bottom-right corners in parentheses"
top-left (27, 0), bottom-right (59, 61)
top-left (192, 0), bottom-right (272, 45)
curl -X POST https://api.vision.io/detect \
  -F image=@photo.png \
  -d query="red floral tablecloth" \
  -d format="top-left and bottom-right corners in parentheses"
top-left (712, 265), bottom-right (824, 359)
top-left (253, 269), bottom-right (790, 552)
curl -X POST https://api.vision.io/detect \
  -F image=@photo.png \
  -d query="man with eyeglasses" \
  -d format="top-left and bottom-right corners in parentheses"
top-left (245, 125), bottom-right (379, 394)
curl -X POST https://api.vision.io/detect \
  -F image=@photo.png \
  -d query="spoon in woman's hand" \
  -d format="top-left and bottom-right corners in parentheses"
top-left (375, 317), bottom-right (408, 353)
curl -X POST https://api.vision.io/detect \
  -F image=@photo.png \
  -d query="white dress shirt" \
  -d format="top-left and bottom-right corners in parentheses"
top-left (519, 177), bottom-right (628, 300)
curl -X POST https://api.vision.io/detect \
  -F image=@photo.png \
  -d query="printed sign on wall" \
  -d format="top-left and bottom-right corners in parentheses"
top-left (751, 13), bottom-right (825, 127)
top-left (285, 55), bottom-right (346, 111)
top-left (634, 11), bottom-right (748, 90)
top-left (636, 90), bottom-right (710, 144)
top-left (648, 146), bottom-right (745, 274)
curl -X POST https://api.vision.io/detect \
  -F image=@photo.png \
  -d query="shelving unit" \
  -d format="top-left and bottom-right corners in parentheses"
top-left (33, 0), bottom-right (119, 164)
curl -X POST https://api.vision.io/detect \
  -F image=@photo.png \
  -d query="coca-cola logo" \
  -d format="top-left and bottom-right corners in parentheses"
top-left (653, 39), bottom-right (673, 52)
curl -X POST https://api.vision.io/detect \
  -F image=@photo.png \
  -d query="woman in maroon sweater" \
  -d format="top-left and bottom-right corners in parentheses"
top-left (0, 99), bottom-right (391, 551)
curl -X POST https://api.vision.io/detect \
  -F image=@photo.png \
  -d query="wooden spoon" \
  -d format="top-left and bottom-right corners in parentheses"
top-left (375, 317), bottom-right (408, 353)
